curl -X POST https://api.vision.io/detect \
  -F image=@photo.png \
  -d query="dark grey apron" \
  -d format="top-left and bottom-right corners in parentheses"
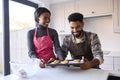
top-left (68, 33), bottom-right (99, 68)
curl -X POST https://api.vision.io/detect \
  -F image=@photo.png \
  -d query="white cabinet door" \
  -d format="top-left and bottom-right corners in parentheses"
top-left (64, 1), bottom-right (75, 34)
top-left (50, 1), bottom-right (75, 35)
top-left (114, 56), bottom-right (120, 72)
top-left (75, 0), bottom-right (112, 17)
top-left (114, 56), bottom-right (120, 65)
top-left (100, 64), bottom-right (113, 70)
top-left (103, 56), bottom-right (114, 65)
top-left (114, 65), bottom-right (120, 72)
top-left (100, 56), bottom-right (114, 70)
top-left (113, 0), bottom-right (120, 32)
top-left (50, 4), bottom-right (65, 34)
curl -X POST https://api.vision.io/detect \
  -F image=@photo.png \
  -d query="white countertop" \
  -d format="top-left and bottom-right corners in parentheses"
top-left (1, 66), bottom-right (120, 80)
top-left (103, 51), bottom-right (120, 57)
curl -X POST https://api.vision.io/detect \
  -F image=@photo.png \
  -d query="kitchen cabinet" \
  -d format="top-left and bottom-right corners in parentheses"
top-left (113, 0), bottom-right (120, 32)
top-left (50, 0), bottom-right (112, 35)
top-left (75, 0), bottom-right (112, 17)
top-left (50, 1), bottom-right (75, 35)
top-left (64, 2), bottom-right (75, 34)
top-left (100, 56), bottom-right (114, 70)
top-left (50, 4), bottom-right (64, 34)
top-left (114, 57), bottom-right (120, 72)
top-left (100, 52), bottom-right (120, 72)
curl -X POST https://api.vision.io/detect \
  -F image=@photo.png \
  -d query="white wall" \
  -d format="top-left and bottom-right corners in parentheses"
top-left (48, 0), bottom-right (74, 4)
top-left (29, 0), bottom-right (50, 9)
top-left (29, 0), bottom-right (75, 9)
top-left (84, 16), bottom-right (120, 52)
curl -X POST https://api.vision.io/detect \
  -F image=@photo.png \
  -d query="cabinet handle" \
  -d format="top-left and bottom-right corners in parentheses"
top-left (92, 11), bottom-right (95, 14)
top-left (60, 30), bottom-right (65, 33)
top-left (118, 69), bottom-right (120, 72)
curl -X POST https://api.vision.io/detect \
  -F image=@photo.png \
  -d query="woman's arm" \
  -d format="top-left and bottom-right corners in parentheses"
top-left (61, 37), bottom-right (69, 60)
top-left (52, 30), bottom-right (65, 60)
top-left (27, 30), bottom-right (37, 58)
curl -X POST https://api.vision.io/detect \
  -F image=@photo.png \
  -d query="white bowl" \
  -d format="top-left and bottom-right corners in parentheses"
top-left (9, 59), bottom-right (40, 78)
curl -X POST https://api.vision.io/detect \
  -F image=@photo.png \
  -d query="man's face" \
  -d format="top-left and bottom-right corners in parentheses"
top-left (70, 21), bottom-right (84, 38)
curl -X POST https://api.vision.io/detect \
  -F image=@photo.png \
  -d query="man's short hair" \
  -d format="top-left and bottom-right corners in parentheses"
top-left (68, 13), bottom-right (84, 22)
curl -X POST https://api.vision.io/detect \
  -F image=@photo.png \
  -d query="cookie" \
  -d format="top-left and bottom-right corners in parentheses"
top-left (53, 60), bottom-right (60, 64)
top-left (61, 60), bottom-right (69, 64)
top-left (73, 59), bottom-right (80, 63)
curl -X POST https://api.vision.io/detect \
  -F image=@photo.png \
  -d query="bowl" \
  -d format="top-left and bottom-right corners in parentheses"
top-left (9, 59), bottom-right (40, 78)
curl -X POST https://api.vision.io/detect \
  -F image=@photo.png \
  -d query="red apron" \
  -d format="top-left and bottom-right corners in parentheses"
top-left (33, 27), bottom-right (56, 63)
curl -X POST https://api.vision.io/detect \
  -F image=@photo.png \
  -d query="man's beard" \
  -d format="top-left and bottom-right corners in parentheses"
top-left (72, 30), bottom-right (83, 38)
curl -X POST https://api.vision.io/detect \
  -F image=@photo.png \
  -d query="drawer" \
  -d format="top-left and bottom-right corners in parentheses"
top-left (100, 64), bottom-right (113, 70)
top-left (114, 57), bottom-right (120, 65)
top-left (114, 65), bottom-right (120, 72)
top-left (103, 56), bottom-right (113, 65)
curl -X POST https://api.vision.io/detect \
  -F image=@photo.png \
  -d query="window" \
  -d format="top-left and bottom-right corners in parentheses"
top-left (1, 0), bottom-right (38, 75)
top-left (0, 0), bottom-right (3, 33)
top-left (0, 0), bottom-right (3, 74)
top-left (9, 1), bottom-right (36, 62)
top-left (9, 1), bottom-right (35, 31)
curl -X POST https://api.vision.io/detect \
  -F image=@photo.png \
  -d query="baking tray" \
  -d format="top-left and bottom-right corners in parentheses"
top-left (46, 60), bottom-right (84, 67)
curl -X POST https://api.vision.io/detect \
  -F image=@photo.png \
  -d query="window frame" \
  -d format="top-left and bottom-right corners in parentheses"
top-left (3, 0), bottom-right (38, 75)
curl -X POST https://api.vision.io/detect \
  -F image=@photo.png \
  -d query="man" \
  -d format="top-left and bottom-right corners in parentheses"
top-left (61, 13), bottom-right (103, 70)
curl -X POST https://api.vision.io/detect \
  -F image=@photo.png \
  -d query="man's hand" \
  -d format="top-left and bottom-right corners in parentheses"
top-left (80, 59), bottom-right (92, 70)
top-left (80, 58), bottom-right (100, 70)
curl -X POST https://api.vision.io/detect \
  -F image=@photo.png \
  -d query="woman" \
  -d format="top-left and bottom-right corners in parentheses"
top-left (27, 7), bottom-right (63, 68)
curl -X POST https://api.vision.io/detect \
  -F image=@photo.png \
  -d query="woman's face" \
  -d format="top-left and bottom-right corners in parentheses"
top-left (38, 12), bottom-right (50, 27)
top-left (70, 21), bottom-right (84, 38)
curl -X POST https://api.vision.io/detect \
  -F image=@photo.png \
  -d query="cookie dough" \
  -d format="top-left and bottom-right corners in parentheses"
top-left (61, 60), bottom-right (69, 64)
top-left (53, 60), bottom-right (60, 64)
top-left (73, 59), bottom-right (80, 63)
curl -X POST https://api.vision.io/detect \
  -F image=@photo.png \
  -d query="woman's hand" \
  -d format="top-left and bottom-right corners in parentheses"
top-left (48, 58), bottom-right (55, 63)
top-left (39, 59), bottom-right (45, 68)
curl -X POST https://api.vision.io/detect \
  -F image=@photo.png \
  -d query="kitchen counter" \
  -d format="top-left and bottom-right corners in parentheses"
top-left (0, 66), bottom-right (120, 80)
top-left (104, 51), bottom-right (120, 57)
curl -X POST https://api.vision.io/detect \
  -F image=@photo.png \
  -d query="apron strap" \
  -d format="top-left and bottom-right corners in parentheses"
top-left (46, 27), bottom-right (50, 37)
top-left (34, 28), bottom-right (37, 37)
top-left (34, 27), bottom-right (50, 38)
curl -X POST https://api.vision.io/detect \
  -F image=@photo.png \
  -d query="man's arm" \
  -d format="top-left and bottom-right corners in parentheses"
top-left (80, 33), bottom-right (103, 70)
top-left (90, 33), bottom-right (104, 65)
